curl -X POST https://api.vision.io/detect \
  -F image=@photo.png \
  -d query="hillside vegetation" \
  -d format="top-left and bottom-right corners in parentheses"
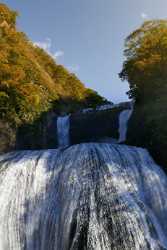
top-left (0, 4), bottom-right (106, 152)
top-left (120, 20), bottom-right (167, 169)
top-left (0, 4), bottom-right (107, 151)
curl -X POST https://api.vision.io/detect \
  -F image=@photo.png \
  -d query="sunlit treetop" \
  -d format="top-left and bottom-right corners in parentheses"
top-left (120, 20), bottom-right (167, 100)
top-left (0, 4), bottom-right (18, 27)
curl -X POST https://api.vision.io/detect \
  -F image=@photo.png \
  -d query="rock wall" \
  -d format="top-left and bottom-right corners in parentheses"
top-left (0, 102), bottom-right (132, 152)
top-left (70, 107), bottom-right (125, 145)
top-left (16, 111), bottom-right (58, 150)
top-left (0, 120), bottom-right (16, 153)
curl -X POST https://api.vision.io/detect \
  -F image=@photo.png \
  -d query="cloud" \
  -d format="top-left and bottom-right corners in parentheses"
top-left (34, 38), bottom-right (51, 52)
top-left (141, 12), bottom-right (148, 19)
top-left (34, 39), bottom-right (78, 71)
top-left (67, 65), bottom-right (80, 73)
top-left (34, 38), bottom-right (64, 61)
top-left (53, 50), bottom-right (64, 59)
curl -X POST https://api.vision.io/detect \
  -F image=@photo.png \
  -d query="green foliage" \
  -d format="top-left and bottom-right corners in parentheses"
top-left (120, 20), bottom-right (167, 101)
top-left (84, 89), bottom-right (108, 108)
top-left (121, 20), bottom-right (167, 169)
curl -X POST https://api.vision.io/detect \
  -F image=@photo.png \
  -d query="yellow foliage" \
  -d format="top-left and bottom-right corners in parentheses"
top-left (0, 3), bottom-right (105, 126)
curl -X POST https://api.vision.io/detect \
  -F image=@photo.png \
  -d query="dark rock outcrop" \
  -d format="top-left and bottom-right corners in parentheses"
top-left (16, 111), bottom-right (58, 150)
top-left (70, 107), bottom-right (125, 145)
top-left (1, 102), bottom-right (132, 152)
top-left (0, 120), bottom-right (16, 153)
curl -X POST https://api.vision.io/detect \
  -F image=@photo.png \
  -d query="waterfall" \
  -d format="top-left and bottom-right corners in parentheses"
top-left (0, 143), bottom-right (167, 249)
top-left (118, 106), bottom-right (133, 143)
top-left (57, 115), bottom-right (70, 147)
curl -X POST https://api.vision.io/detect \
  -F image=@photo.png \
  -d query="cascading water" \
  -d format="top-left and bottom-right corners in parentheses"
top-left (0, 143), bottom-right (167, 250)
top-left (57, 115), bottom-right (70, 147)
top-left (118, 105), bottom-right (133, 143)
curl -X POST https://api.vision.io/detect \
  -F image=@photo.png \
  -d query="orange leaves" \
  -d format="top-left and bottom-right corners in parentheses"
top-left (134, 54), bottom-right (161, 71)
top-left (11, 66), bottom-right (25, 82)
top-left (0, 4), bottom-right (17, 27)
top-left (0, 3), bottom-right (104, 126)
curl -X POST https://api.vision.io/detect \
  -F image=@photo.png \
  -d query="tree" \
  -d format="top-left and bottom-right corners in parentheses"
top-left (0, 4), bottom-right (18, 27)
top-left (84, 89), bottom-right (107, 108)
top-left (119, 20), bottom-right (167, 101)
top-left (0, 3), bottom-right (106, 128)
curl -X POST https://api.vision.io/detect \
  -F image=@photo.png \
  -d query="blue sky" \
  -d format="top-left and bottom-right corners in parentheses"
top-left (1, 0), bottom-right (167, 103)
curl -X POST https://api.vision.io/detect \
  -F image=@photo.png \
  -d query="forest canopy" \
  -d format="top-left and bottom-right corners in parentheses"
top-left (120, 20), bottom-right (167, 102)
top-left (0, 3), bottom-right (107, 127)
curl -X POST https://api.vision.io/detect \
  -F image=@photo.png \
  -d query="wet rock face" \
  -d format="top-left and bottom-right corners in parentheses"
top-left (0, 143), bottom-right (167, 250)
top-left (0, 120), bottom-right (16, 153)
top-left (70, 107), bottom-right (124, 144)
top-left (16, 111), bottom-right (58, 150)
top-left (1, 102), bottom-right (133, 153)
top-left (15, 107), bottom-right (125, 151)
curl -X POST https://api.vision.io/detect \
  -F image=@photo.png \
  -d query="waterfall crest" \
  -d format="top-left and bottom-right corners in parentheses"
top-left (0, 143), bottom-right (167, 250)
top-left (57, 115), bottom-right (70, 147)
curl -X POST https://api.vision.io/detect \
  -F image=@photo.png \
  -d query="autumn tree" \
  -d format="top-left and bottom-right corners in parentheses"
top-left (0, 3), bottom-right (106, 128)
top-left (0, 3), bottom-right (18, 27)
top-left (120, 20), bottom-right (167, 101)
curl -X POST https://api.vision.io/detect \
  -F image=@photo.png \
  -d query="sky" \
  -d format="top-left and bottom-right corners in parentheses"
top-left (1, 0), bottom-right (167, 103)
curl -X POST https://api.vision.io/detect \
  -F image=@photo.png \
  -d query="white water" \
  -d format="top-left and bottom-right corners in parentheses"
top-left (82, 105), bottom-right (114, 114)
top-left (96, 104), bottom-right (114, 111)
top-left (82, 103), bottom-right (128, 113)
top-left (57, 115), bottom-right (70, 147)
top-left (82, 108), bottom-right (94, 113)
top-left (118, 107), bottom-right (133, 143)
top-left (0, 143), bottom-right (167, 249)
